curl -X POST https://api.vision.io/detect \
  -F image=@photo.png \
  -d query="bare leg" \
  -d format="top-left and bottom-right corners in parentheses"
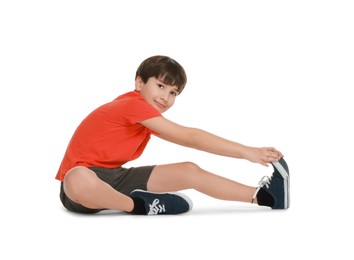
top-left (147, 162), bottom-right (257, 203)
top-left (63, 166), bottom-right (134, 212)
top-left (63, 162), bottom-right (258, 212)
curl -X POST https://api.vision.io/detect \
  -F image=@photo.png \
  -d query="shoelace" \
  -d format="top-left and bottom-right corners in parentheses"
top-left (148, 199), bottom-right (166, 215)
top-left (251, 176), bottom-right (272, 203)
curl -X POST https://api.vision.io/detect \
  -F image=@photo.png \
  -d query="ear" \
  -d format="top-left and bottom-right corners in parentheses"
top-left (135, 76), bottom-right (143, 91)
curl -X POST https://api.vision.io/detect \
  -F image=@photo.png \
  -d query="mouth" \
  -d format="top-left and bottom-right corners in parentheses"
top-left (154, 100), bottom-right (166, 110)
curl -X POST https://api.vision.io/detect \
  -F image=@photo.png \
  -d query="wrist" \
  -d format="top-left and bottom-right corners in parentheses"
top-left (238, 144), bottom-right (252, 160)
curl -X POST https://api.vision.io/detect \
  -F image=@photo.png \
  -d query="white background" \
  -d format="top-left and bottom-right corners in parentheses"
top-left (1, 0), bottom-right (353, 259)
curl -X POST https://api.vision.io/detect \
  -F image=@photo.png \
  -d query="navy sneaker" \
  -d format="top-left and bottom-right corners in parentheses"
top-left (253, 157), bottom-right (290, 209)
top-left (130, 189), bottom-right (193, 215)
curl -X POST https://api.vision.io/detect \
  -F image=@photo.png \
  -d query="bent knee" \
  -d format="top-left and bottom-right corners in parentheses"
top-left (64, 166), bottom-right (95, 184)
top-left (63, 166), bottom-right (97, 202)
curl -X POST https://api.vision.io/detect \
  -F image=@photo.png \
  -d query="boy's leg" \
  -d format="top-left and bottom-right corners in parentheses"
top-left (147, 160), bottom-right (290, 209)
top-left (63, 166), bottom-right (192, 215)
top-left (64, 166), bottom-right (134, 212)
top-left (147, 162), bottom-right (257, 203)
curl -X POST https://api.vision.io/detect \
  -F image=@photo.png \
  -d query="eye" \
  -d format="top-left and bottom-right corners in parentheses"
top-left (158, 84), bottom-right (164, 89)
top-left (170, 91), bottom-right (178, 97)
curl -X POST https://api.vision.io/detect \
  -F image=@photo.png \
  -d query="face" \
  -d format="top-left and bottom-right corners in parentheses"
top-left (135, 76), bottom-right (178, 113)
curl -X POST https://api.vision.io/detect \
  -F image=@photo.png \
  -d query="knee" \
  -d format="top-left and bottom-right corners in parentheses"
top-left (63, 166), bottom-right (96, 202)
top-left (180, 161), bottom-right (201, 174)
top-left (178, 162), bottom-right (205, 187)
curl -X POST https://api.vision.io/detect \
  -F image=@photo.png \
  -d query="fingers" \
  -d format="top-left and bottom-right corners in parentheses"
top-left (263, 147), bottom-right (283, 162)
top-left (252, 146), bottom-right (284, 167)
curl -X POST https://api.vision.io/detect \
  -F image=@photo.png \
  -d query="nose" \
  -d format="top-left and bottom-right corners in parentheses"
top-left (160, 92), bottom-right (169, 103)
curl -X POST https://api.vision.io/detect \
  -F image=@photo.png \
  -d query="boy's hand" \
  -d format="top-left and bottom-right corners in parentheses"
top-left (245, 147), bottom-right (283, 167)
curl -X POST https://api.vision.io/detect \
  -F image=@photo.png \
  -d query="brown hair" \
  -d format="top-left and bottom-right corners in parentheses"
top-left (135, 55), bottom-right (187, 94)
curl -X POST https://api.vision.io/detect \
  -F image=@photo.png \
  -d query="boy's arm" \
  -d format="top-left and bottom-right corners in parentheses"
top-left (140, 117), bottom-right (282, 166)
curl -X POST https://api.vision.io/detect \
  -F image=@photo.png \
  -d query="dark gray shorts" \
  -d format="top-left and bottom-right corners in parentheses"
top-left (60, 165), bottom-right (155, 214)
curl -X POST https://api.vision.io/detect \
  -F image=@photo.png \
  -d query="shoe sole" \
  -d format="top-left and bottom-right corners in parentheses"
top-left (131, 189), bottom-right (193, 214)
top-left (272, 159), bottom-right (290, 209)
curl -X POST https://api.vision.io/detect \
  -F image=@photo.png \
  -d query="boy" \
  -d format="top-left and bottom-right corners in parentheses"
top-left (56, 55), bottom-right (290, 215)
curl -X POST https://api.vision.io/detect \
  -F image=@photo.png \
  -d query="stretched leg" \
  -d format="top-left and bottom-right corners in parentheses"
top-left (147, 162), bottom-right (257, 203)
top-left (63, 166), bottom-right (134, 212)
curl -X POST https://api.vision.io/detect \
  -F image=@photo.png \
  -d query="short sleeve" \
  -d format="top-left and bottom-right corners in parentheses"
top-left (102, 91), bottom-right (162, 125)
top-left (120, 95), bottom-right (162, 124)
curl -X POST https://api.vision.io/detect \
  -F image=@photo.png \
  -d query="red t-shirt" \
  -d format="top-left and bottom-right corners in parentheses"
top-left (55, 90), bottom-right (161, 181)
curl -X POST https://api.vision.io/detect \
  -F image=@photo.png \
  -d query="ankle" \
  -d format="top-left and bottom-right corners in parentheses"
top-left (251, 187), bottom-right (258, 204)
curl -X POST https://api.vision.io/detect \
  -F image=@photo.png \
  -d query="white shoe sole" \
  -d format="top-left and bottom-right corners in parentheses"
top-left (272, 161), bottom-right (290, 209)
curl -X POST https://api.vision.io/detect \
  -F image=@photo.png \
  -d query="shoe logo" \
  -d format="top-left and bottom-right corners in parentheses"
top-left (148, 199), bottom-right (166, 215)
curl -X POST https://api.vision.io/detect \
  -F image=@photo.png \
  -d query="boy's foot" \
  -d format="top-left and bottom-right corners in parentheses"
top-left (253, 157), bottom-right (290, 209)
top-left (130, 189), bottom-right (193, 215)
